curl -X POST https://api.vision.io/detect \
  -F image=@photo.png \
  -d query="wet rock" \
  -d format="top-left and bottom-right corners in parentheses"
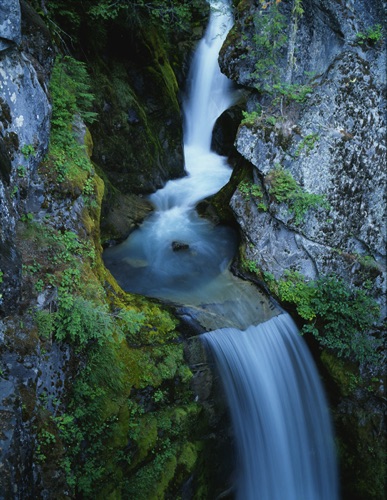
top-left (221, 1), bottom-right (386, 496)
top-left (100, 192), bottom-right (153, 245)
top-left (223, 0), bottom-right (386, 313)
top-left (89, 26), bottom-right (185, 195)
top-left (211, 103), bottom-right (244, 156)
top-left (0, 0), bottom-right (21, 52)
top-left (172, 241), bottom-right (190, 252)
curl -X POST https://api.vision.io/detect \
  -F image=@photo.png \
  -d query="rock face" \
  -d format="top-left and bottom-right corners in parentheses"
top-left (89, 26), bottom-right (186, 195)
top-left (220, 0), bottom-right (386, 311)
top-left (0, 3), bottom-right (210, 498)
top-left (0, 0), bottom-right (54, 494)
top-left (0, 0), bottom-right (53, 314)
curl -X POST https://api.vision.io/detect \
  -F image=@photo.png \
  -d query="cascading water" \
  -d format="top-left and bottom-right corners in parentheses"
top-left (203, 314), bottom-right (339, 500)
top-left (104, 1), bottom-right (339, 497)
top-left (103, 0), bottom-right (238, 304)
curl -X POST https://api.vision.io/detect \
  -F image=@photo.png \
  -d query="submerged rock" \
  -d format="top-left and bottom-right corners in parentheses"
top-left (172, 240), bottom-right (190, 252)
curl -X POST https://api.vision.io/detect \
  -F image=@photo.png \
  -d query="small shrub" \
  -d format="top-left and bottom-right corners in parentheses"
top-left (55, 296), bottom-right (113, 347)
top-left (271, 271), bottom-right (382, 365)
top-left (241, 109), bottom-right (261, 126)
top-left (356, 24), bottom-right (383, 45)
top-left (21, 144), bottom-right (36, 158)
top-left (265, 165), bottom-right (329, 224)
top-left (238, 180), bottom-right (267, 211)
top-left (272, 82), bottom-right (313, 104)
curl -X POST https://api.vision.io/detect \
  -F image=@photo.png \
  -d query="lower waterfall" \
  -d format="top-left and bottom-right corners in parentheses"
top-left (202, 314), bottom-right (339, 500)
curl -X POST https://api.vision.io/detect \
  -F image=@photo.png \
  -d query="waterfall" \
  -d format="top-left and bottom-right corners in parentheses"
top-left (103, 4), bottom-right (339, 497)
top-left (183, 0), bottom-right (234, 151)
top-left (103, 0), bottom-right (238, 303)
top-left (202, 314), bottom-right (339, 500)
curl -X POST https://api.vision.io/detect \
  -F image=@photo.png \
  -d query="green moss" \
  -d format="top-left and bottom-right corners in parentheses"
top-left (124, 449), bottom-right (178, 500)
top-left (18, 22), bottom-right (201, 500)
top-left (178, 441), bottom-right (198, 470)
top-left (320, 351), bottom-right (360, 397)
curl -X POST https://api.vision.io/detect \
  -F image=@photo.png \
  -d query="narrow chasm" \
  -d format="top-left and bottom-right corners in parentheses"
top-left (0, 0), bottom-right (385, 499)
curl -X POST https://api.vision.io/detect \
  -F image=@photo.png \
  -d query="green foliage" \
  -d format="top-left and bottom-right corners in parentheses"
top-left (45, 56), bottom-right (98, 190)
top-left (241, 109), bottom-right (261, 126)
top-left (251, 3), bottom-right (288, 90)
top-left (238, 180), bottom-right (267, 211)
top-left (294, 132), bottom-right (319, 157)
top-left (241, 258), bottom-right (261, 275)
top-left (265, 164), bottom-right (329, 224)
top-left (271, 81), bottom-right (312, 104)
top-left (301, 275), bottom-right (381, 364)
top-left (21, 144), bottom-right (36, 158)
top-left (35, 310), bottom-right (55, 339)
top-left (17, 165), bottom-right (27, 177)
top-left (120, 307), bottom-right (177, 345)
top-left (36, 428), bottom-right (57, 462)
top-left (276, 270), bottom-right (316, 320)
top-left (271, 271), bottom-right (382, 364)
top-left (50, 55), bottom-right (97, 140)
top-left (239, 0), bottom-right (313, 122)
top-left (88, 0), bottom-right (205, 32)
top-left (265, 115), bottom-right (277, 126)
top-left (54, 297), bottom-right (113, 347)
top-left (356, 24), bottom-right (383, 45)
top-left (292, 0), bottom-right (304, 17)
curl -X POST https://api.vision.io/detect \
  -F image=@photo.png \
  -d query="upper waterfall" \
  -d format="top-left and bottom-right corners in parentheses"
top-left (183, 0), bottom-right (234, 151)
top-left (103, 0), bottom-right (240, 304)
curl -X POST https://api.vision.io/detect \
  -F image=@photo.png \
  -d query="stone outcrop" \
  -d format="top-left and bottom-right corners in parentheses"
top-left (220, 0), bottom-right (386, 312)
top-left (0, 3), bottom-right (210, 498)
top-left (0, 1), bottom-right (55, 494)
top-left (0, 0), bottom-right (53, 315)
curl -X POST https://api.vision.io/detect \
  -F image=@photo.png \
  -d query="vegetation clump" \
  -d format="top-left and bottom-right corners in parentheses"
top-left (262, 270), bottom-right (382, 365)
top-left (356, 24), bottom-right (383, 45)
top-left (265, 164), bottom-right (329, 224)
top-left (238, 180), bottom-right (267, 211)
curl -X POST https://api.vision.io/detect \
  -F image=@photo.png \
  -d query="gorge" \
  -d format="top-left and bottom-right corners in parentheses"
top-left (0, 0), bottom-right (386, 499)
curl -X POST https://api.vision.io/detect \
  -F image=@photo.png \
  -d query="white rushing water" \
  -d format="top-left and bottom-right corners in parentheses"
top-left (203, 314), bottom-right (339, 500)
top-left (103, 0), bottom-right (238, 303)
top-left (104, 3), bottom-right (339, 497)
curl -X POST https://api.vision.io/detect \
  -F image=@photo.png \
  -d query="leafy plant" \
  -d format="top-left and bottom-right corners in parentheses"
top-left (17, 165), bottom-right (27, 177)
top-left (251, 3), bottom-right (288, 90)
top-left (54, 296), bottom-right (113, 347)
top-left (356, 24), bottom-right (383, 45)
top-left (88, 0), bottom-right (205, 32)
top-left (51, 56), bottom-right (97, 129)
top-left (265, 164), bottom-right (329, 224)
top-left (241, 109), bottom-right (261, 126)
top-left (271, 81), bottom-right (313, 104)
top-left (271, 271), bottom-right (382, 364)
top-left (294, 132), bottom-right (319, 157)
top-left (238, 180), bottom-right (267, 211)
top-left (21, 144), bottom-right (36, 158)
